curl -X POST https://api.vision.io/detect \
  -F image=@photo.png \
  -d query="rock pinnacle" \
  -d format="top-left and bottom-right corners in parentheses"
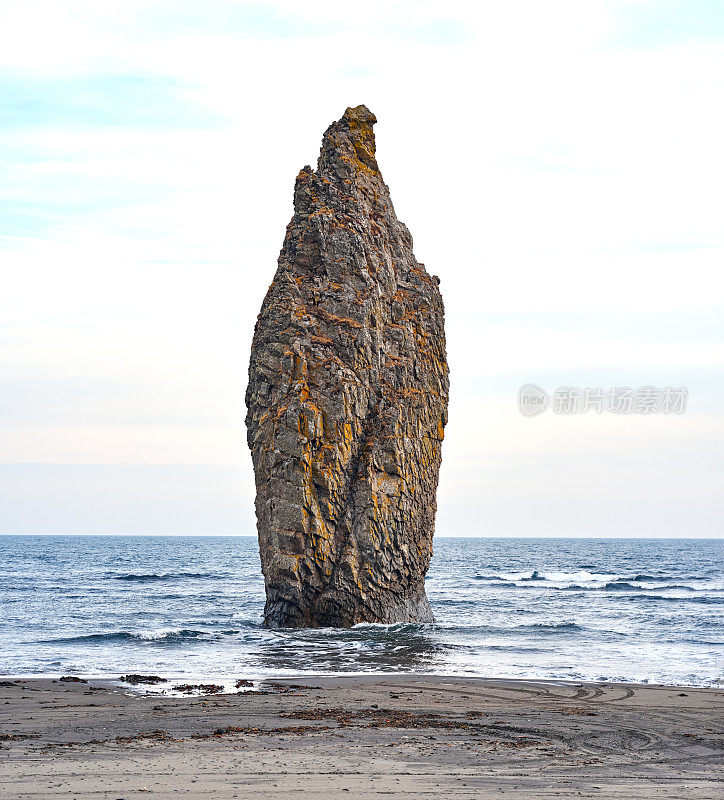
top-left (245, 105), bottom-right (449, 628)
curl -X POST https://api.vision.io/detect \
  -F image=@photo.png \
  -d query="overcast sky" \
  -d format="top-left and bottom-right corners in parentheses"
top-left (1, 0), bottom-right (722, 536)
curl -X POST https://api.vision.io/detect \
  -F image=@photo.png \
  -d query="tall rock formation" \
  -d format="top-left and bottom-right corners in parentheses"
top-left (245, 105), bottom-right (449, 628)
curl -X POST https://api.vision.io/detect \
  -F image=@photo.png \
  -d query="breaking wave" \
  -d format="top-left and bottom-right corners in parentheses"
top-left (109, 572), bottom-right (223, 582)
top-left (38, 628), bottom-right (242, 645)
top-left (472, 569), bottom-right (721, 593)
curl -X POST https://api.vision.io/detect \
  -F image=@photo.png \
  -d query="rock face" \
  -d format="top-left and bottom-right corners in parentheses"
top-left (245, 105), bottom-right (449, 628)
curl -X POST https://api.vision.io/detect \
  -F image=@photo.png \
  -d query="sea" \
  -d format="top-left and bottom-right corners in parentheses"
top-left (0, 536), bottom-right (721, 687)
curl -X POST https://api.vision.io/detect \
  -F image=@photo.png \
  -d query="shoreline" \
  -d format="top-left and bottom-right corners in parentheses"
top-left (1, 671), bottom-right (720, 692)
top-left (1, 671), bottom-right (719, 688)
top-left (1, 675), bottom-right (721, 798)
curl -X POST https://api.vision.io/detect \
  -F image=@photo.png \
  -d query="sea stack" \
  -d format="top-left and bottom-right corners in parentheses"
top-left (245, 106), bottom-right (449, 628)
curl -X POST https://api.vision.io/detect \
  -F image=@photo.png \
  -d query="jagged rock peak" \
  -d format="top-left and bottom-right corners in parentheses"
top-left (321, 104), bottom-right (379, 172)
top-left (246, 105), bottom-right (449, 628)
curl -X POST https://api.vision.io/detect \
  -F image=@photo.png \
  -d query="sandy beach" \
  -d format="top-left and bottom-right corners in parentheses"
top-left (0, 676), bottom-right (721, 799)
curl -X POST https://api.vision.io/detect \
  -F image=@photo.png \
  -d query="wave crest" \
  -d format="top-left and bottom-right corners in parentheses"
top-left (109, 572), bottom-right (221, 582)
top-left (38, 628), bottom-right (241, 645)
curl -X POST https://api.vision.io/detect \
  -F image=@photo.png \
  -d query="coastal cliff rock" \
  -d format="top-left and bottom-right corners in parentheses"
top-left (245, 105), bottom-right (449, 628)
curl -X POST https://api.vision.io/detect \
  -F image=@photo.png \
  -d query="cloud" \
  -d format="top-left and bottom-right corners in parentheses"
top-left (0, 0), bottom-right (722, 535)
top-left (610, 0), bottom-right (724, 47)
top-left (0, 73), bottom-right (222, 129)
top-left (0, 463), bottom-right (252, 534)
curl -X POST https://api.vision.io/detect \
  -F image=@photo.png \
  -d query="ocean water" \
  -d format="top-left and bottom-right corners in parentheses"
top-left (0, 536), bottom-right (721, 686)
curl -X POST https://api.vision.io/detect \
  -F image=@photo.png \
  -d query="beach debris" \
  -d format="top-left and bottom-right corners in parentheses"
top-left (246, 105), bottom-right (449, 628)
top-left (119, 674), bottom-right (167, 685)
top-left (171, 683), bottom-right (224, 695)
top-left (234, 679), bottom-right (254, 688)
top-left (115, 730), bottom-right (173, 744)
top-left (262, 682), bottom-right (321, 692)
top-left (209, 724), bottom-right (329, 737)
top-left (279, 707), bottom-right (544, 744)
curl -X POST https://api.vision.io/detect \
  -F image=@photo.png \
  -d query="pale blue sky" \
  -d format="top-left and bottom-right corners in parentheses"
top-left (0, 1), bottom-right (722, 536)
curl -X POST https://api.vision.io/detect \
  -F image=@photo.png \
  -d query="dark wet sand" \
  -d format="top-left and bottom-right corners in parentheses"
top-left (0, 676), bottom-right (721, 798)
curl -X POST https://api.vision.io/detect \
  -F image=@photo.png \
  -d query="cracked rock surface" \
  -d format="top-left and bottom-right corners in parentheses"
top-left (245, 105), bottom-right (449, 628)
